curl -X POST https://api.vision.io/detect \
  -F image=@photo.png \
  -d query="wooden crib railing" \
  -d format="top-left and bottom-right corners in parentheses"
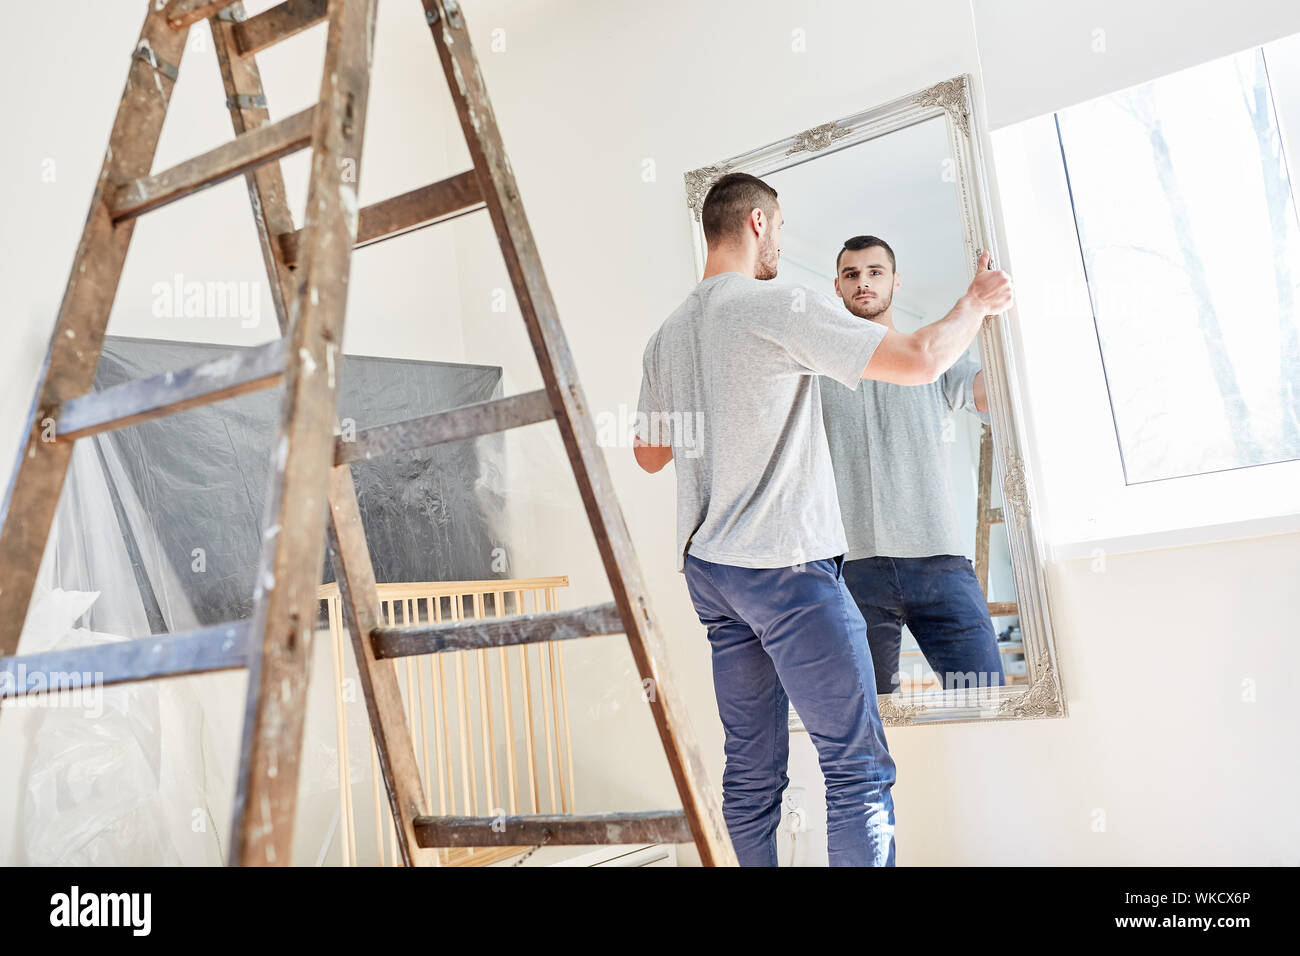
top-left (318, 576), bottom-right (575, 867)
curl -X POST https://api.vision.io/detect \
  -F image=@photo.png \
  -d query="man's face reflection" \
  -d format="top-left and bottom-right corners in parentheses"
top-left (835, 247), bottom-right (898, 320)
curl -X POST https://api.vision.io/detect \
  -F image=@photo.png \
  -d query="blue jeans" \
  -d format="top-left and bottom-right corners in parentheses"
top-left (842, 555), bottom-right (1005, 696)
top-left (683, 552), bottom-right (896, 867)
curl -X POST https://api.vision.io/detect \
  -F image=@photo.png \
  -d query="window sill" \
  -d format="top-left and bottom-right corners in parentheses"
top-left (1049, 511), bottom-right (1300, 563)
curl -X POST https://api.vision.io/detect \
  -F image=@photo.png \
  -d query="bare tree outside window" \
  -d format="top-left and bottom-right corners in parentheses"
top-left (1056, 48), bottom-right (1300, 483)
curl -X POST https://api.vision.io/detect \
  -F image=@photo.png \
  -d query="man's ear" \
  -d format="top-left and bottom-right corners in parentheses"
top-left (894, 271), bottom-right (902, 292)
top-left (833, 276), bottom-right (842, 297)
top-left (750, 207), bottom-right (764, 238)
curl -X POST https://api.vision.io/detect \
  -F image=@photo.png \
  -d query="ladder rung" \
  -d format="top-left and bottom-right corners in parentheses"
top-left (0, 622), bottom-right (249, 700)
top-left (988, 601), bottom-right (1019, 618)
top-left (57, 339), bottom-right (286, 440)
top-left (371, 602), bottom-right (623, 659)
top-left (413, 811), bottom-right (692, 848)
top-left (232, 0), bottom-right (328, 55)
top-left (336, 389), bottom-right (552, 465)
top-left (277, 170), bottom-right (483, 267)
top-left (164, 0), bottom-right (241, 30)
top-left (109, 106), bottom-right (316, 222)
top-left (987, 507), bottom-right (1004, 525)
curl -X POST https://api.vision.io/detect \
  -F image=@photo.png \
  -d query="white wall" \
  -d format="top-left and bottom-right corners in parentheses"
top-left (2, 0), bottom-right (1298, 866)
top-left (785, 530), bottom-right (1300, 866)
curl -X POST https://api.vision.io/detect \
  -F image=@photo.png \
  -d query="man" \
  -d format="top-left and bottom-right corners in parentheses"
top-left (822, 235), bottom-right (1006, 697)
top-left (632, 174), bottom-right (1013, 866)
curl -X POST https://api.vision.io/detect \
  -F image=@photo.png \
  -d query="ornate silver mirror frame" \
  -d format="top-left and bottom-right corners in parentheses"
top-left (682, 75), bottom-right (1066, 726)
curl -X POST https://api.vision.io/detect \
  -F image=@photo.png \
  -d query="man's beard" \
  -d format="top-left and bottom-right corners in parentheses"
top-left (754, 233), bottom-right (779, 280)
top-left (846, 289), bottom-right (891, 319)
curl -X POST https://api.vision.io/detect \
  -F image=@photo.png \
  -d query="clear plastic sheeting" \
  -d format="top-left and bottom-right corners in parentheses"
top-left (10, 435), bottom-right (233, 864)
top-left (16, 588), bottom-right (231, 866)
top-left (6, 337), bottom-right (508, 864)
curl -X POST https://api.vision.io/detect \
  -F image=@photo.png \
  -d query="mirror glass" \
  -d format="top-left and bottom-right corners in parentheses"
top-left (763, 115), bottom-right (1026, 697)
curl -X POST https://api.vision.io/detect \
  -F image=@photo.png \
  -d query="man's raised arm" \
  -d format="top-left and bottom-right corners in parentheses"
top-left (863, 251), bottom-right (1013, 386)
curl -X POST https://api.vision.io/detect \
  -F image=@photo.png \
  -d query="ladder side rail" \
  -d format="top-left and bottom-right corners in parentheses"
top-left (0, 6), bottom-right (189, 654)
top-left (418, 0), bottom-right (735, 866)
top-left (228, 0), bottom-right (379, 867)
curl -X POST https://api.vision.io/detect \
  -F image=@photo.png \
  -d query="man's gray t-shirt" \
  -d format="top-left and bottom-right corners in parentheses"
top-left (820, 353), bottom-right (989, 560)
top-left (635, 273), bottom-right (886, 572)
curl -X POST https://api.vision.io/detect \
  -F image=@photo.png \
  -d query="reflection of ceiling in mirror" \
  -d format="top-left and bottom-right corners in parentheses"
top-left (765, 116), bottom-right (968, 331)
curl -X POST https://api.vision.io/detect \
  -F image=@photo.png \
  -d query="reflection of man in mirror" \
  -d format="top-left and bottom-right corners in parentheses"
top-left (631, 174), bottom-right (1012, 866)
top-left (822, 235), bottom-right (1007, 697)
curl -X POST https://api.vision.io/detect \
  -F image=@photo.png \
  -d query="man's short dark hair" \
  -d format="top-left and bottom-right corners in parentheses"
top-left (701, 173), bottom-right (779, 244)
top-left (836, 235), bottom-right (897, 274)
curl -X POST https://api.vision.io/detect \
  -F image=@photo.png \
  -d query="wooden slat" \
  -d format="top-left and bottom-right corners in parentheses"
top-left (0, 5), bottom-right (186, 655)
top-left (229, 0), bottom-right (379, 868)
top-left (325, 466), bottom-right (440, 866)
top-left (421, 0), bottom-right (737, 866)
top-left (414, 811), bottom-right (692, 848)
top-left (988, 601), bottom-right (1019, 618)
top-left (0, 622), bottom-right (249, 699)
top-left (164, 0), bottom-right (241, 29)
top-left (277, 169), bottom-right (483, 267)
top-left (233, 0), bottom-right (328, 55)
top-left (58, 351), bottom-right (552, 448)
top-left (57, 339), bottom-right (286, 440)
top-left (317, 575), bottom-right (570, 601)
top-left (372, 602), bottom-right (623, 659)
top-left (109, 106), bottom-right (315, 222)
top-left (336, 389), bottom-right (552, 465)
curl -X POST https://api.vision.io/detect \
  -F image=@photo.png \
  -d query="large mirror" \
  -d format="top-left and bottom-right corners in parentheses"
top-left (683, 76), bottom-right (1065, 725)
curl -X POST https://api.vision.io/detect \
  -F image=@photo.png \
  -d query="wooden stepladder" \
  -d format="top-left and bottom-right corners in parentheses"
top-left (0, 0), bottom-right (735, 867)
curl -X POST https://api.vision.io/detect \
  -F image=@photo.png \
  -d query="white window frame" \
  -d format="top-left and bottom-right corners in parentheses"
top-left (987, 44), bottom-right (1300, 562)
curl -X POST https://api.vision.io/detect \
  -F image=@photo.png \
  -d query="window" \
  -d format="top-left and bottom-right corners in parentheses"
top-left (1054, 48), bottom-right (1300, 484)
